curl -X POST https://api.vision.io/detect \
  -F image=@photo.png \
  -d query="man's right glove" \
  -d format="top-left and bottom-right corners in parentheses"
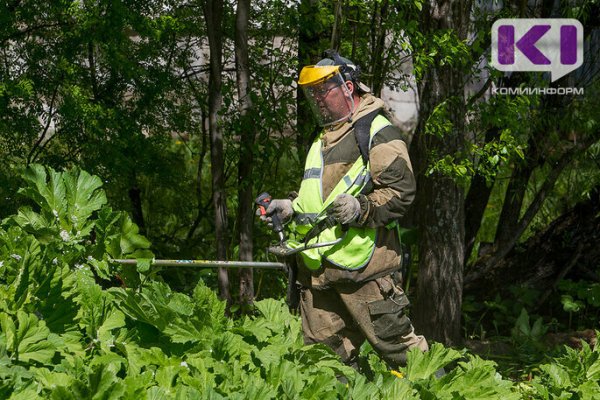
top-left (256, 199), bottom-right (294, 228)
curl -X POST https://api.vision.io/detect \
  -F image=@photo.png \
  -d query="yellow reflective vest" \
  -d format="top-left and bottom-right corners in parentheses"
top-left (290, 114), bottom-right (392, 270)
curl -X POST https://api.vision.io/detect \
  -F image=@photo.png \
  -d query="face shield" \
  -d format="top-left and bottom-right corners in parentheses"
top-left (298, 65), bottom-right (355, 127)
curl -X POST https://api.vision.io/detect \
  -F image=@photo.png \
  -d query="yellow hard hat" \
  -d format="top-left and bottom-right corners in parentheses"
top-left (298, 65), bottom-right (340, 87)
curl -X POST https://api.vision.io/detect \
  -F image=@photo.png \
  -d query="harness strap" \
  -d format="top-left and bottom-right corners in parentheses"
top-left (353, 109), bottom-right (381, 165)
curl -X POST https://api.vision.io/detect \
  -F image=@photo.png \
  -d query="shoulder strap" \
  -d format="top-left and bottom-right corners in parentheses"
top-left (352, 109), bottom-right (382, 165)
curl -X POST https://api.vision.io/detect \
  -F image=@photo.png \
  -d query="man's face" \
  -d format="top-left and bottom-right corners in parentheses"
top-left (300, 70), bottom-right (355, 126)
top-left (312, 81), bottom-right (354, 125)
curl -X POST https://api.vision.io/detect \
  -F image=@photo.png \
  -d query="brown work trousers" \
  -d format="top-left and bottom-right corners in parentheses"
top-left (300, 275), bottom-right (428, 368)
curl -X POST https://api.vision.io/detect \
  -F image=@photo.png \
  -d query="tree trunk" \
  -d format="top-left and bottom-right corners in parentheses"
top-left (464, 128), bottom-right (499, 261)
top-left (369, 0), bottom-right (388, 97)
top-left (410, 0), bottom-right (471, 346)
top-left (464, 173), bottom-right (493, 262)
top-left (414, 173), bottom-right (465, 345)
top-left (185, 99), bottom-right (208, 241)
top-left (330, 0), bottom-right (343, 51)
top-left (203, 0), bottom-right (231, 305)
top-left (128, 183), bottom-right (145, 235)
top-left (463, 73), bottom-right (525, 263)
top-left (494, 157), bottom-right (535, 247)
top-left (235, 0), bottom-right (255, 307)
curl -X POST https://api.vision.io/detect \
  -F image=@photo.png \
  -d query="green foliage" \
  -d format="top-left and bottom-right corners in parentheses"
top-left (2, 165), bottom-right (600, 398)
top-left (463, 285), bottom-right (543, 339)
top-left (557, 280), bottom-right (600, 330)
top-left (424, 92), bottom-right (530, 185)
top-left (403, 343), bottom-right (520, 400)
top-left (511, 308), bottom-right (547, 351)
top-left (521, 339), bottom-right (600, 399)
top-left (412, 29), bottom-right (473, 82)
top-left (1, 0), bottom-right (599, 393)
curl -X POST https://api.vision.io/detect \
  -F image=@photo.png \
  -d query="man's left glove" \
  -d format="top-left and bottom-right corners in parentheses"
top-left (256, 199), bottom-right (294, 228)
top-left (329, 193), bottom-right (361, 225)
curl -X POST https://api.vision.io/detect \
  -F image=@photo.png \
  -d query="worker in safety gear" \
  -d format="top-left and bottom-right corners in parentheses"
top-left (259, 50), bottom-right (428, 369)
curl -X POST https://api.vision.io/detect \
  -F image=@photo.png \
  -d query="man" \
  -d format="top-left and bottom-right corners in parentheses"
top-left (260, 50), bottom-right (427, 369)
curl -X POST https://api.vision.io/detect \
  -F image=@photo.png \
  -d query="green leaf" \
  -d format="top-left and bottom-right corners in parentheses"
top-left (346, 374), bottom-right (378, 400)
top-left (97, 308), bottom-right (126, 345)
top-left (587, 358), bottom-right (600, 381)
top-left (301, 373), bottom-right (338, 399)
top-left (0, 312), bottom-right (17, 351)
top-left (119, 219), bottom-right (151, 256)
top-left (32, 367), bottom-right (74, 390)
top-left (88, 258), bottom-right (112, 280)
top-left (15, 311), bottom-right (56, 364)
top-left (12, 251), bottom-right (30, 310)
top-left (19, 164), bottom-right (52, 213)
top-left (64, 168), bottom-right (107, 227)
top-left (512, 308), bottom-right (531, 338)
top-left (379, 375), bottom-right (420, 399)
top-left (263, 359), bottom-right (302, 393)
top-left (404, 342), bottom-right (461, 380)
top-left (87, 363), bottom-right (125, 400)
top-left (235, 374), bottom-right (278, 400)
top-left (155, 365), bottom-right (188, 389)
top-left (0, 311), bottom-right (55, 364)
top-left (561, 295), bottom-right (583, 313)
top-left (146, 386), bottom-right (170, 400)
top-left (540, 363), bottom-right (572, 389)
top-left (11, 208), bottom-right (55, 244)
top-left (577, 379), bottom-right (600, 399)
top-left (121, 371), bottom-right (154, 399)
top-left (135, 258), bottom-right (152, 274)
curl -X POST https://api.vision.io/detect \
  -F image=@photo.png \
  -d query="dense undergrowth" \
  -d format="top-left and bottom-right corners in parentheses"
top-left (0, 165), bottom-right (599, 399)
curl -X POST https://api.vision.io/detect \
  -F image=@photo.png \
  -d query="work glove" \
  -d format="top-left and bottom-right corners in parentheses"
top-left (329, 193), bottom-right (361, 225)
top-left (256, 199), bottom-right (294, 228)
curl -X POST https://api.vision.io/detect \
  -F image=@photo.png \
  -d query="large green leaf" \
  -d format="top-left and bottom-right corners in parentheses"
top-left (345, 374), bottom-right (380, 400)
top-left (577, 379), bottom-right (600, 400)
top-left (404, 342), bottom-right (462, 381)
top-left (0, 311), bottom-right (55, 365)
top-left (121, 371), bottom-right (154, 399)
top-left (118, 218), bottom-right (152, 257)
top-left (110, 281), bottom-right (222, 345)
top-left (35, 264), bottom-right (79, 333)
top-left (18, 165), bottom-right (107, 231)
top-left (66, 268), bottom-right (118, 343)
top-left (49, 362), bottom-right (125, 400)
top-left (32, 367), bottom-right (74, 392)
top-left (301, 373), bottom-right (339, 400)
top-left (19, 165), bottom-right (53, 214)
top-left (63, 168), bottom-right (107, 227)
top-left (0, 229), bottom-right (42, 312)
top-left (433, 361), bottom-right (518, 400)
top-left (10, 208), bottom-right (55, 244)
top-left (378, 375), bottom-right (420, 400)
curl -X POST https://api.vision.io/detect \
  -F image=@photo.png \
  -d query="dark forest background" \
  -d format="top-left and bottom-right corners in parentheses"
top-left (1, 0), bottom-right (599, 350)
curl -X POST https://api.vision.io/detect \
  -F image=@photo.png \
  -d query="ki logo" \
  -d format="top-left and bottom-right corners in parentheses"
top-left (491, 19), bottom-right (584, 82)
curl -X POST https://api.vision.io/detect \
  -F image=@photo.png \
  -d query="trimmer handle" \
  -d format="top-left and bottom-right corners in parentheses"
top-left (255, 192), bottom-right (285, 241)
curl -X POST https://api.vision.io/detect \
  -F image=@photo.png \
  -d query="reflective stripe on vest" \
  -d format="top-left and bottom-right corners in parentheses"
top-left (291, 114), bottom-right (392, 270)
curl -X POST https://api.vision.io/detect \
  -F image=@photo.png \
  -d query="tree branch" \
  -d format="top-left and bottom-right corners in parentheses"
top-left (27, 84), bottom-right (60, 165)
top-left (466, 76), bottom-right (492, 108)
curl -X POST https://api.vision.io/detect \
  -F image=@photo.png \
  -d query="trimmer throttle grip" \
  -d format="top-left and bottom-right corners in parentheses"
top-left (255, 192), bottom-right (285, 242)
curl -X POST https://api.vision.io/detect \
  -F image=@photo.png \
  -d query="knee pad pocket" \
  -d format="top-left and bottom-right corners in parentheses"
top-left (368, 293), bottom-right (412, 340)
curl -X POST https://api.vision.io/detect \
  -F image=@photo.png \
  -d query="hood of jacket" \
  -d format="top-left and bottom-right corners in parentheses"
top-left (321, 93), bottom-right (385, 150)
